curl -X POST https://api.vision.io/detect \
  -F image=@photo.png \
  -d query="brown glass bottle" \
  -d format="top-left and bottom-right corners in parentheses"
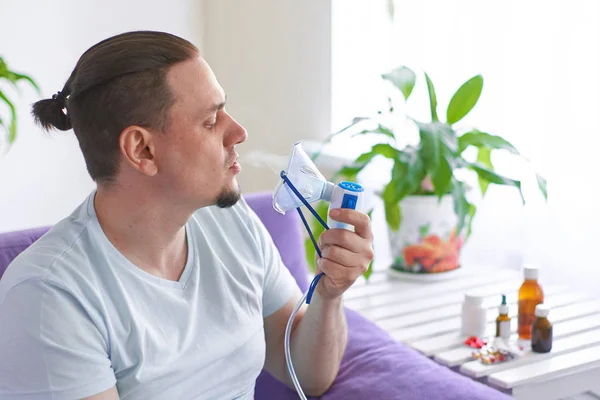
top-left (518, 266), bottom-right (544, 340)
top-left (531, 304), bottom-right (553, 353)
top-left (495, 294), bottom-right (511, 340)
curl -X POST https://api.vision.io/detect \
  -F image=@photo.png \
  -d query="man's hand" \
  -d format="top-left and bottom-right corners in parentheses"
top-left (315, 208), bottom-right (374, 299)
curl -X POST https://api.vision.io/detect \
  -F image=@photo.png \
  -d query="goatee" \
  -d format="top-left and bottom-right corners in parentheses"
top-left (216, 188), bottom-right (241, 208)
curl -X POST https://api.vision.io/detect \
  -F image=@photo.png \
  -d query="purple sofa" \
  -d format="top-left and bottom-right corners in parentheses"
top-left (0, 191), bottom-right (512, 400)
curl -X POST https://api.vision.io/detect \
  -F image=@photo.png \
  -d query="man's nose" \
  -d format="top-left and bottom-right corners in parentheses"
top-left (226, 114), bottom-right (247, 146)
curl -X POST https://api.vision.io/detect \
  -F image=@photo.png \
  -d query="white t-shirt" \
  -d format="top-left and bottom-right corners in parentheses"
top-left (0, 191), bottom-right (300, 400)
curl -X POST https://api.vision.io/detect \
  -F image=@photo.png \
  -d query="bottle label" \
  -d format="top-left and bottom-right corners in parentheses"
top-left (518, 299), bottom-right (542, 337)
top-left (499, 321), bottom-right (510, 339)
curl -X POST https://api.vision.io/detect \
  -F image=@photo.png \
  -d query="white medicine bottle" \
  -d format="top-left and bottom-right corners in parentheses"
top-left (461, 292), bottom-right (487, 337)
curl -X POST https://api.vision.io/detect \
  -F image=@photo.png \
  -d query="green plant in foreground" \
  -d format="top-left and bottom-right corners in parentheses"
top-left (0, 56), bottom-right (41, 149)
top-left (316, 66), bottom-right (548, 242)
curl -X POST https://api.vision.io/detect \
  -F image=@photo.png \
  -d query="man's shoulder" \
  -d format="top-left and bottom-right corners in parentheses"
top-left (0, 197), bottom-right (96, 298)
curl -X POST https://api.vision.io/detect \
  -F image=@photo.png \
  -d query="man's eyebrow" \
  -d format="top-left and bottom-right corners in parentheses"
top-left (207, 95), bottom-right (227, 113)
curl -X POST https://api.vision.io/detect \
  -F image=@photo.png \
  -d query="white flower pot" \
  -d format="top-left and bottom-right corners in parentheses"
top-left (388, 195), bottom-right (463, 274)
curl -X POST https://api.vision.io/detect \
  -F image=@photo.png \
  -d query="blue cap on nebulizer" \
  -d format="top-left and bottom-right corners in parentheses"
top-left (326, 181), bottom-right (364, 230)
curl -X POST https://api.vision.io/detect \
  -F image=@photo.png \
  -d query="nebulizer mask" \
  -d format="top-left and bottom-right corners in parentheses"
top-left (272, 141), bottom-right (364, 400)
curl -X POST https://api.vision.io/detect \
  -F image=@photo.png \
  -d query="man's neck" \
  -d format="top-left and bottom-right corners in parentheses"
top-left (93, 185), bottom-right (191, 282)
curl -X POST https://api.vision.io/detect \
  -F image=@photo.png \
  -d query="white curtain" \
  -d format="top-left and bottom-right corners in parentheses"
top-left (330, 0), bottom-right (600, 290)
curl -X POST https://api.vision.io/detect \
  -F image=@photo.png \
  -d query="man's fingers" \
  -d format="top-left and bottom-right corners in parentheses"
top-left (321, 245), bottom-right (360, 268)
top-left (318, 229), bottom-right (363, 253)
top-left (317, 257), bottom-right (365, 287)
top-left (328, 208), bottom-right (372, 239)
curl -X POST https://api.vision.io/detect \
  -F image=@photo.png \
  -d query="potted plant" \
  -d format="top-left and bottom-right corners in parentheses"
top-left (0, 56), bottom-right (40, 152)
top-left (311, 65), bottom-right (547, 277)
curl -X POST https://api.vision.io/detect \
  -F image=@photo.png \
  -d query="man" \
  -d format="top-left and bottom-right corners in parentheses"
top-left (0, 31), bottom-right (374, 399)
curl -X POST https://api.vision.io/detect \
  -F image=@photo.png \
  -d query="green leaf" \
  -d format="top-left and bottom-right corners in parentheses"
top-left (476, 147), bottom-right (492, 196)
top-left (0, 58), bottom-right (8, 77)
top-left (333, 143), bottom-right (399, 181)
top-left (0, 89), bottom-right (17, 143)
top-left (458, 130), bottom-right (518, 154)
top-left (362, 208), bottom-right (376, 281)
top-left (355, 150), bottom-right (377, 164)
top-left (9, 72), bottom-right (41, 94)
top-left (467, 203), bottom-right (477, 238)
top-left (446, 75), bottom-right (484, 125)
top-left (424, 72), bottom-right (439, 122)
top-left (451, 178), bottom-right (470, 235)
top-left (304, 237), bottom-right (316, 273)
top-left (382, 150), bottom-right (427, 204)
top-left (353, 124), bottom-right (396, 141)
top-left (450, 179), bottom-right (477, 239)
top-left (304, 200), bottom-right (330, 272)
top-left (470, 162), bottom-right (525, 204)
top-left (536, 173), bottom-right (548, 200)
top-left (370, 143), bottom-right (399, 159)
top-left (418, 124), bottom-right (452, 197)
top-left (384, 199), bottom-right (402, 231)
top-left (419, 223), bottom-right (430, 238)
top-left (382, 66), bottom-right (416, 101)
top-left (363, 262), bottom-right (374, 280)
top-left (0, 117), bottom-right (7, 144)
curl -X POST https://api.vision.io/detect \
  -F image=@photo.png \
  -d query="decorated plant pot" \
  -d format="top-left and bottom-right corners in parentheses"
top-left (389, 195), bottom-right (463, 274)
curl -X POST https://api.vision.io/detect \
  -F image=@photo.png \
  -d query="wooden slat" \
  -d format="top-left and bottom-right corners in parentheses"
top-left (435, 317), bottom-right (600, 368)
top-left (345, 267), bottom-right (504, 299)
top-left (345, 269), bottom-right (518, 311)
top-left (412, 312), bottom-right (600, 357)
top-left (487, 344), bottom-right (600, 389)
top-left (459, 327), bottom-right (600, 377)
top-left (390, 299), bottom-right (600, 343)
top-left (344, 272), bottom-right (395, 297)
top-left (360, 280), bottom-right (530, 322)
top-left (431, 292), bottom-right (595, 366)
top-left (375, 284), bottom-right (569, 331)
top-left (512, 367), bottom-right (600, 400)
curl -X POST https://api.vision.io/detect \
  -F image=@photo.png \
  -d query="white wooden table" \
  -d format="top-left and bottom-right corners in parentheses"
top-left (343, 267), bottom-right (600, 400)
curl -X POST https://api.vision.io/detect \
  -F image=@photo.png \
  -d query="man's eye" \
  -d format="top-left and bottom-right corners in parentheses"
top-left (205, 121), bottom-right (216, 129)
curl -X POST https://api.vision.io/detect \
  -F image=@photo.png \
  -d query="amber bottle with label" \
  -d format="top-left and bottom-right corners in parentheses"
top-left (495, 294), bottom-right (511, 340)
top-left (518, 266), bottom-right (544, 340)
top-left (531, 304), bottom-right (553, 353)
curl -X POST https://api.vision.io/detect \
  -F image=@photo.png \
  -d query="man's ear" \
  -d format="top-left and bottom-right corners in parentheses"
top-left (119, 126), bottom-right (158, 177)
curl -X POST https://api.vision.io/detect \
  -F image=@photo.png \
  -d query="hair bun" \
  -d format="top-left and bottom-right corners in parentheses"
top-left (31, 91), bottom-right (72, 131)
top-left (51, 91), bottom-right (67, 108)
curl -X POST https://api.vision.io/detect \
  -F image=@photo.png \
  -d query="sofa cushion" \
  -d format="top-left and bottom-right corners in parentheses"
top-left (255, 307), bottom-right (512, 399)
top-left (0, 226), bottom-right (51, 278)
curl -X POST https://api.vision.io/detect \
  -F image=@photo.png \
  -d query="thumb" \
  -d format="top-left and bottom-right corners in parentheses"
top-left (315, 257), bottom-right (324, 276)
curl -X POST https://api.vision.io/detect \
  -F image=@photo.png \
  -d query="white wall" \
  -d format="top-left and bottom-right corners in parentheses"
top-left (0, 0), bottom-right (205, 233)
top-left (202, 0), bottom-right (332, 194)
top-left (1, 0), bottom-right (333, 233)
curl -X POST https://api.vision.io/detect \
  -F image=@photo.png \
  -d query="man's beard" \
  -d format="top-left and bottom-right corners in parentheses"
top-left (215, 186), bottom-right (241, 208)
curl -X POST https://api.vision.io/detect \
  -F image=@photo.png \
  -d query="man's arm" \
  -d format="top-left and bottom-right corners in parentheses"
top-left (0, 279), bottom-right (117, 399)
top-left (263, 208), bottom-right (373, 396)
top-left (263, 290), bottom-right (347, 396)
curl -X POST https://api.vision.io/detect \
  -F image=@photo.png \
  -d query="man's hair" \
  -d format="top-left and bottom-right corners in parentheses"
top-left (32, 30), bottom-right (198, 184)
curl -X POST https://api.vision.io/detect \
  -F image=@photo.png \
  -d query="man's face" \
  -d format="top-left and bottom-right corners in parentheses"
top-left (152, 56), bottom-right (247, 209)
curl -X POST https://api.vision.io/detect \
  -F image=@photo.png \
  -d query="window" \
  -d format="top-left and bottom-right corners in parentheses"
top-left (330, 0), bottom-right (600, 288)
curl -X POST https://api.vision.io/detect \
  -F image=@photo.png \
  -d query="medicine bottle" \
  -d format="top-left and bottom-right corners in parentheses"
top-left (461, 292), bottom-right (487, 337)
top-left (518, 266), bottom-right (544, 340)
top-left (531, 304), bottom-right (553, 353)
top-left (495, 294), bottom-right (511, 340)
